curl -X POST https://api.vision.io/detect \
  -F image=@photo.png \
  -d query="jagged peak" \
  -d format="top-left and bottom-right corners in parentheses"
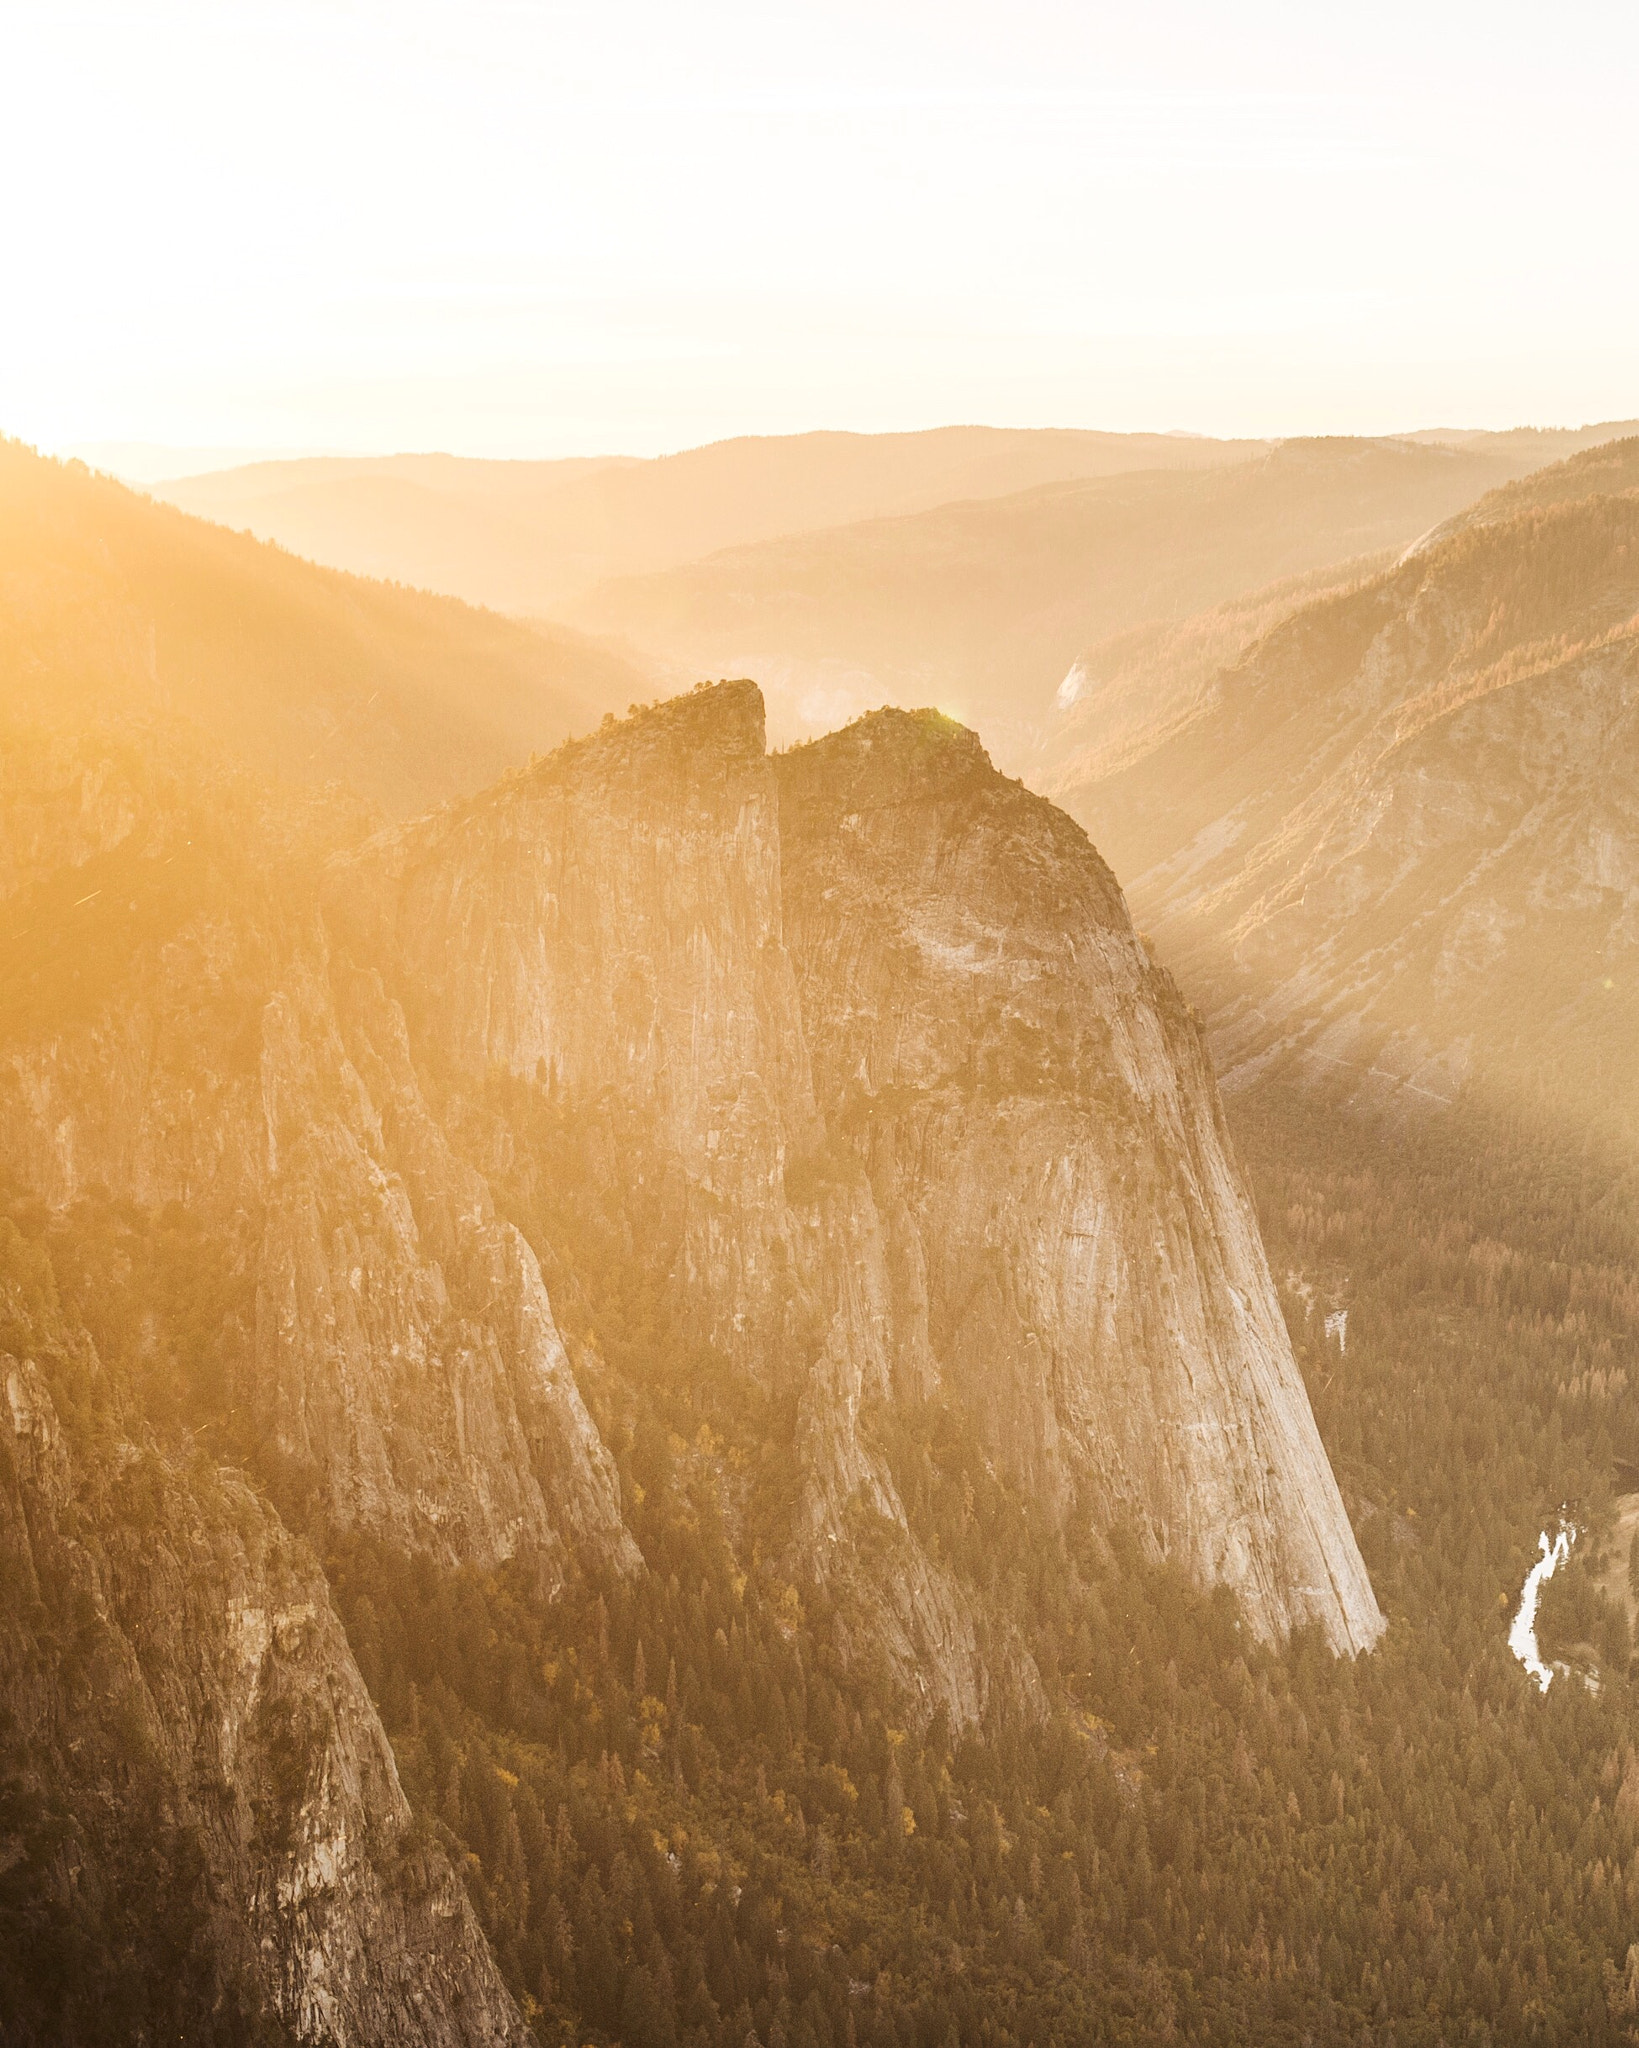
top-left (408, 678), bottom-right (771, 839)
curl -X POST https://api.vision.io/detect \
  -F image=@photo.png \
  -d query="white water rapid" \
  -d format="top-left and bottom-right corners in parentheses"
top-left (1508, 1526), bottom-right (1575, 1692)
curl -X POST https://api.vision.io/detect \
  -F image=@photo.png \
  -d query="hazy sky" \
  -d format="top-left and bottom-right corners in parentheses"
top-left (7, 0), bottom-right (1638, 467)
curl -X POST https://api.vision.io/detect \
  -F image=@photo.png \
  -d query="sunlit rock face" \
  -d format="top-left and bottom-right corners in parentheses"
top-left (0, 1353), bottom-right (530, 2047)
top-left (777, 709), bottom-right (1384, 1657)
top-left (329, 682), bottom-right (820, 1377)
top-left (330, 684), bottom-right (995, 1726)
top-left (252, 958), bottom-right (637, 1584)
top-left (346, 681), bottom-right (1381, 1665)
top-left (0, 678), bottom-right (1382, 1775)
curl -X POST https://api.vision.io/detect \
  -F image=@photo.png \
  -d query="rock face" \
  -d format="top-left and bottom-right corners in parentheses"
top-left (329, 684), bottom-right (818, 1376)
top-left (330, 686), bottom-right (995, 1724)
top-left (254, 957), bottom-right (637, 1583)
top-left (777, 710), bottom-right (1384, 1654)
top-left (0, 737), bottom-right (594, 2041)
top-left (342, 681), bottom-right (1381, 1661)
top-left (1052, 439), bottom-right (1639, 1129)
top-left (0, 1344), bottom-right (529, 2046)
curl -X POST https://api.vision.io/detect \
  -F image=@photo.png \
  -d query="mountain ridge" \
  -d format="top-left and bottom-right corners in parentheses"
top-left (151, 426), bottom-right (1272, 615)
top-left (0, 438), bottom-right (653, 819)
top-left (557, 436), bottom-right (1595, 758)
top-left (1050, 439), bottom-right (1639, 1132)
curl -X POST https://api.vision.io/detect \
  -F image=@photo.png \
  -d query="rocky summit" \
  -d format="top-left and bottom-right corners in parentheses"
top-left (324, 679), bottom-right (1381, 1670)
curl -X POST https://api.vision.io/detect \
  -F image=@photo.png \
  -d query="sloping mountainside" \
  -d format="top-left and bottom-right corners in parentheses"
top-left (0, 667), bottom-right (1382, 2041)
top-left (0, 439), bottom-right (651, 817)
top-left (1032, 552), bottom-right (1397, 792)
top-left (1053, 437), bottom-right (1639, 1127)
top-left (152, 427), bottom-right (1268, 615)
top-left (556, 438), bottom-right (1569, 759)
top-left (1035, 432), bottom-right (1639, 801)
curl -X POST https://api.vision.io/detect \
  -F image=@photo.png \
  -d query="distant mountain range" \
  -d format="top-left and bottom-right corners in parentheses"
top-left (561, 435), bottom-right (1588, 756)
top-left (151, 426), bottom-right (1270, 615)
top-left (149, 421), bottom-right (1639, 766)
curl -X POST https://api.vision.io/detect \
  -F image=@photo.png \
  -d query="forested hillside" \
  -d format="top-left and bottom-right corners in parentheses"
top-left (1053, 438), bottom-right (1639, 1132)
top-left (0, 440), bottom-right (650, 817)
top-left (10, 1057), bottom-right (1639, 2043)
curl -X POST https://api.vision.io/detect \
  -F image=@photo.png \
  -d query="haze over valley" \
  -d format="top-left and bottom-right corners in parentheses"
top-left (9, 2), bottom-right (1639, 2042)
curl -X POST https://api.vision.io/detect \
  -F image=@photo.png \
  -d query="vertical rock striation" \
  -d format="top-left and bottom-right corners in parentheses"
top-left (775, 709), bottom-right (1383, 1655)
top-left (328, 683), bottom-right (817, 1371)
top-left (330, 684), bottom-right (994, 1723)
top-left (0, 751), bottom-right (634, 1586)
top-left (0, 673), bottom-right (1385, 2039)
top-left (340, 682), bottom-right (1380, 1663)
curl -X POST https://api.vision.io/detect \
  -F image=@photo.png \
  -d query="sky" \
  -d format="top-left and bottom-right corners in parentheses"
top-left (5, 0), bottom-right (1638, 470)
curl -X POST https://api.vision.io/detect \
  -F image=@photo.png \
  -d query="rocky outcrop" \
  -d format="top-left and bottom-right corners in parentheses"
top-left (253, 955), bottom-right (636, 1583)
top-left (339, 682), bottom-right (1380, 1664)
top-left (777, 710), bottom-right (1384, 1655)
top-left (327, 684), bottom-right (818, 1376)
top-left (0, 1346), bottom-right (529, 2046)
top-left (329, 685), bottom-right (993, 1725)
top-left (0, 670), bottom-right (1389, 2037)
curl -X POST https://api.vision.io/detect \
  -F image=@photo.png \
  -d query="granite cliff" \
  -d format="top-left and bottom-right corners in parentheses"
top-left (337, 681), bottom-right (1381, 1663)
top-left (0, 733), bottom-right (633, 1589)
top-left (776, 709), bottom-right (1382, 1653)
top-left (0, 1316), bottom-right (529, 2046)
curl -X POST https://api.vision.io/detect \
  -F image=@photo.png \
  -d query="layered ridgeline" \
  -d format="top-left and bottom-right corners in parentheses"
top-left (0, 436), bottom-right (651, 817)
top-left (0, 656), bottom-right (1379, 2035)
top-left (152, 426), bottom-right (1270, 615)
top-left (1049, 437), bottom-right (1639, 1128)
top-left (151, 425), bottom-right (1637, 774)
top-left (555, 434), bottom-right (1639, 759)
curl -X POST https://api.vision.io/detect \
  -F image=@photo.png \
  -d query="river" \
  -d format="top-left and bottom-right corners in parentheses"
top-left (1508, 1526), bottom-right (1575, 1692)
